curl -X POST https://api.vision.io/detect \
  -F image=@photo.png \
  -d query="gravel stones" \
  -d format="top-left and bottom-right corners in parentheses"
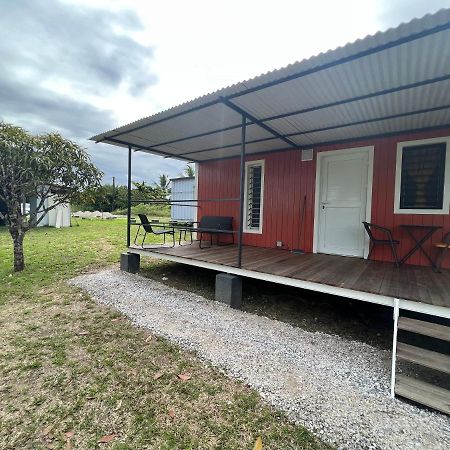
top-left (70, 269), bottom-right (450, 450)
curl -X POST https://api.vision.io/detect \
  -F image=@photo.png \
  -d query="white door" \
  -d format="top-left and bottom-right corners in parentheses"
top-left (317, 148), bottom-right (371, 257)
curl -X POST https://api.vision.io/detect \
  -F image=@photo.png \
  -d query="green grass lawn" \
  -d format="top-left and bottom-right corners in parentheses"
top-left (0, 220), bottom-right (329, 449)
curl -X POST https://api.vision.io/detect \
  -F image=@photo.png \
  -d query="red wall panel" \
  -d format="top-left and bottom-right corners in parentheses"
top-left (197, 128), bottom-right (450, 268)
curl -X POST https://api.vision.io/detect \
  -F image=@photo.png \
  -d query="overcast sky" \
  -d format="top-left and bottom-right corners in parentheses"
top-left (1, 0), bottom-right (449, 185)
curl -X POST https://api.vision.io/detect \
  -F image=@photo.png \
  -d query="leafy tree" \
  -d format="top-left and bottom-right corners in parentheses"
top-left (153, 174), bottom-right (170, 199)
top-left (184, 163), bottom-right (195, 177)
top-left (132, 181), bottom-right (153, 199)
top-left (0, 122), bottom-right (102, 271)
top-left (74, 184), bottom-right (130, 212)
top-left (74, 181), bottom-right (172, 213)
top-left (74, 175), bottom-right (175, 214)
top-left (158, 174), bottom-right (170, 192)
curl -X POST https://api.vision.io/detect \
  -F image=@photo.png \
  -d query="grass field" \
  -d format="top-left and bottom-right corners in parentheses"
top-left (0, 220), bottom-right (329, 450)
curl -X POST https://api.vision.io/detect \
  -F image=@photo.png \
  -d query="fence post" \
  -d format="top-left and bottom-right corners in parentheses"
top-left (390, 298), bottom-right (400, 398)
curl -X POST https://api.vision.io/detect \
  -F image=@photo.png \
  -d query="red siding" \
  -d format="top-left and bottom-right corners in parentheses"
top-left (198, 128), bottom-right (450, 268)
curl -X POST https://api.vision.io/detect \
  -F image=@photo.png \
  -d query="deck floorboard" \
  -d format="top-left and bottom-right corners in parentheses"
top-left (133, 244), bottom-right (450, 309)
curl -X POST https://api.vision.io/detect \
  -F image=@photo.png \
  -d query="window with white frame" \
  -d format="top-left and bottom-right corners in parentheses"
top-left (394, 137), bottom-right (450, 214)
top-left (244, 160), bottom-right (265, 233)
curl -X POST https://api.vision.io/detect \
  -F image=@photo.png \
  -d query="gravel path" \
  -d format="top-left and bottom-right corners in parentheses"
top-left (70, 269), bottom-right (450, 450)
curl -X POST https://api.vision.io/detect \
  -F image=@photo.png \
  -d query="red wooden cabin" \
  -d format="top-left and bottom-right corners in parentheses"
top-left (198, 129), bottom-right (450, 268)
top-left (93, 9), bottom-right (450, 411)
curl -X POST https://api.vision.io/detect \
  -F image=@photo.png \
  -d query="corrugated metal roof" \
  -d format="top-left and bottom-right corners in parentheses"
top-left (91, 8), bottom-right (450, 162)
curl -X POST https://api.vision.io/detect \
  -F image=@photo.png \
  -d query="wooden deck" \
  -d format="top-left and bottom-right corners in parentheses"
top-left (130, 244), bottom-right (450, 316)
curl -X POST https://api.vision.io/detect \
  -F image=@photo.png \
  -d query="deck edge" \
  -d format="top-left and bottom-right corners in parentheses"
top-left (128, 248), bottom-right (450, 319)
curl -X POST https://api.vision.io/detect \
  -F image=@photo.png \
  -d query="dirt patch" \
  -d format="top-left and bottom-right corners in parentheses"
top-left (140, 260), bottom-right (393, 349)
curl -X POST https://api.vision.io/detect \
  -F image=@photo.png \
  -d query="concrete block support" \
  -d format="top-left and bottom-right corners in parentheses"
top-left (215, 273), bottom-right (242, 309)
top-left (120, 252), bottom-right (140, 273)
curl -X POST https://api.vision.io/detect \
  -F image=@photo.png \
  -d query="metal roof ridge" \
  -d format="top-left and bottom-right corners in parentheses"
top-left (170, 176), bottom-right (195, 181)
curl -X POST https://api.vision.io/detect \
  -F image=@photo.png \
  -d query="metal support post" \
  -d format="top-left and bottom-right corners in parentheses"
top-left (127, 145), bottom-right (132, 247)
top-left (237, 115), bottom-right (246, 268)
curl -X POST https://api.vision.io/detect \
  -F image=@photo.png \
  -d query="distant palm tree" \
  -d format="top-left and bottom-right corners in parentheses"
top-left (184, 164), bottom-right (195, 177)
top-left (158, 174), bottom-right (170, 190)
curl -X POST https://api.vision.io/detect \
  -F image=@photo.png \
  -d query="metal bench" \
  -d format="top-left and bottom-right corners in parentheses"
top-left (194, 216), bottom-right (234, 249)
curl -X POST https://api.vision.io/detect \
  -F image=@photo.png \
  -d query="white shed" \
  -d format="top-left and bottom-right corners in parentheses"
top-left (31, 195), bottom-right (71, 228)
top-left (170, 177), bottom-right (196, 222)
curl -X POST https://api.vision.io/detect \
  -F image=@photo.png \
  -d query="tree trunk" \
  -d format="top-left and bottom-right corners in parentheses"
top-left (5, 198), bottom-right (27, 272)
top-left (12, 231), bottom-right (25, 272)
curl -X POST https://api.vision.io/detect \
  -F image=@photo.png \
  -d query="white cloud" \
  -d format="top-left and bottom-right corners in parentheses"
top-left (82, 0), bottom-right (382, 123)
top-left (76, 0), bottom-right (449, 125)
top-left (3, 0), bottom-right (449, 185)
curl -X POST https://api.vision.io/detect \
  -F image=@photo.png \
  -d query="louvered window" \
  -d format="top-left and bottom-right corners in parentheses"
top-left (245, 161), bottom-right (264, 232)
top-left (399, 143), bottom-right (446, 210)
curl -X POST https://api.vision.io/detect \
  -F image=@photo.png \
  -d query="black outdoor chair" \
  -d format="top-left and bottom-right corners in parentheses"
top-left (362, 221), bottom-right (400, 267)
top-left (134, 214), bottom-right (175, 247)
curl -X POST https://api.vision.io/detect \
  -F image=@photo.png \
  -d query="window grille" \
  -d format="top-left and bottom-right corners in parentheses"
top-left (400, 143), bottom-right (446, 210)
top-left (246, 163), bottom-right (263, 231)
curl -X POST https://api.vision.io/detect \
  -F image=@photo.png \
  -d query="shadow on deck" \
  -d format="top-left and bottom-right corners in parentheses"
top-left (129, 244), bottom-right (450, 315)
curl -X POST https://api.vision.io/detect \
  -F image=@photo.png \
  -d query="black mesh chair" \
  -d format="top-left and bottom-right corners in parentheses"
top-left (363, 221), bottom-right (400, 267)
top-left (134, 214), bottom-right (175, 247)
